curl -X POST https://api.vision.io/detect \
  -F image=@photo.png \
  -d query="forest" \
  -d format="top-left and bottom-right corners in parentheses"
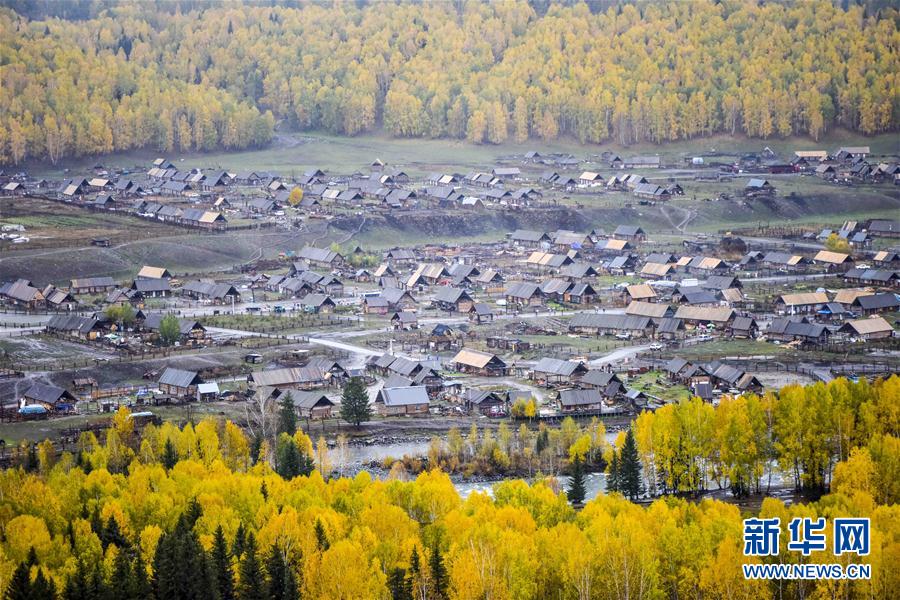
top-left (0, 376), bottom-right (897, 599)
top-left (1, 0), bottom-right (898, 164)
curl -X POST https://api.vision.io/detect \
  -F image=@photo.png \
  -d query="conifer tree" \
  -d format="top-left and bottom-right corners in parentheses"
top-left (339, 377), bottom-right (371, 427)
top-left (4, 561), bottom-right (31, 600)
top-left (619, 429), bottom-right (645, 501)
top-left (211, 526), bottom-right (234, 600)
top-left (237, 534), bottom-right (265, 600)
top-left (162, 438), bottom-right (178, 470)
top-left (429, 539), bottom-right (447, 600)
top-left (387, 567), bottom-right (412, 600)
top-left (265, 545), bottom-right (297, 600)
top-left (607, 451), bottom-right (621, 493)
top-left (567, 456), bottom-right (587, 505)
top-left (277, 392), bottom-right (297, 436)
top-left (314, 519), bottom-right (329, 552)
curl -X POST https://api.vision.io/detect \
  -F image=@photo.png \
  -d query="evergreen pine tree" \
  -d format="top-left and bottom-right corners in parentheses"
top-left (276, 392), bottom-right (297, 436)
top-left (387, 567), bottom-right (412, 600)
top-left (313, 520), bottom-right (329, 552)
top-left (102, 516), bottom-right (128, 550)
top-left (429, 540), bottom-right (447, 600)
top-left (162, 438), bottom-right (178, 470)
top-left (152, 532), bottom-right (179, 600)
top-left (131, 554), bottom-right (152, 600)
top-left (232, 523), bottom-right (246, 559)
top-left (260, 481), bottom-right (268, 501)
top-left (63, 559), bottom-right (90, 600)
top-left (249, 437), bottom-right (262, 466)
top-left (89, 506), bottom-right (103, 538)
top-left (339, 377), bottom-right (372, 427)
top-left (24, 444), bottom-right (38, 473)
top-left (607, 451), bottom-right (621, 493)
top-left (109, 548), bottom-right (133, 597)
top-left (264, 545), bottom-right (296, 600)
top-left (66, 520), bottom-right (77, 549)
top-left (4, 561), bottom-right (31, 600)
top-left (31, 569), bottom-right (56, 600)
top-left (88, 563), bottom-right (107, 600)
top-left (25, 547), bottom-right (38, 567)
top-left (567, 456), bottom-right (587, 505)
top-left (237, 534), bottom-right (266, 600)
top-left (274, 435), bottom-right (313, 480)
top-left (535, 429), bottom-right (549, 455)
top-left (211, 526), bottom-right (235, 600)
top-left (619, 429), bottom-right (645, 501)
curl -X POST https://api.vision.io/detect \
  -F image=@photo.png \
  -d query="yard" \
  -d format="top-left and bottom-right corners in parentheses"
top-left (627, 370), bottom-right (693, 403)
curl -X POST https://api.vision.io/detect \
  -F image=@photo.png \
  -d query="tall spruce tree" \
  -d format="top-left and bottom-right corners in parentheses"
top-left (274, 434), bottom-right (313, 479)
top-left (429, 539), bottom-right (447, 600)
top-left (265, 545), bottom-right (297, 600)
top-left (567, 456), bottom-right (587, 505)
top-left (276, 392), bottom-right (297, 436)
top-left (339, 377), bottom-right (371, 427)
top-left (606, 451), bottom-right (621, 493)
top-left (4, 561), bottom-right (32, 600)
top-left (387, 567), bottom-right (412, 600)
top-left (162, 438), bottom-right (178, 470)
top-left (314, 519), bottom-right (329, 551)
top-left (237, 534), bottom-right (266, 600)
top-left (211, 526), bottom-right (235, 600)
top-left (31, 569), bottom-right (56, 600)
top-left (619, 429), bottom-right (645, 501)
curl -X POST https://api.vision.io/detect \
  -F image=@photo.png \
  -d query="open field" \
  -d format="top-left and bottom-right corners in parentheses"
top-left (0, 197), bottom-right (178, 249)
top-left (25, 128), bottom-right (899, 179)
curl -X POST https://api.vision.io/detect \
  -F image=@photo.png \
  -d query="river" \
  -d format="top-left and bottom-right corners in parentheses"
top-left (339, 434), bottom-right (788, 504)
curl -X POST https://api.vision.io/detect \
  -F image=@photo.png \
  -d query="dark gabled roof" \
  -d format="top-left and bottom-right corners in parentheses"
top-left (533, 357), bottom-right (585, 377)
top-left (433, 286), bottom-right (472, 304)
top-left (703, 275), bottom-right (740, 290)
top-left (379, 386), bottom-right (429, 407)
top-left (854, 293), bottom-right (900, 310)
top-left (613, 225), bottom-right (644, 236)
top-left (580, 370), bottom-right (620, 388)
top-left (301, 293), bottom-right (336, 307)
top-left (569, 314), bottom-right (652, 331)
top-left (290, 391), bottom-right (335, 410)
top-left (381, 287), bottom-right (414, 304)
top-left (470, 303), bottom-right (493, 316)
top-left (677, 287), bottom-right (720, 305)
top-left (143, 313), bottom-right (203, 335)
top-left (158, 367), bottom-right (202, 388)
top-left (47, 314), bottom-right (99, 334)
top-left (132, 278), bottom-right (171, 293)
top-left (24, 382), bottom-right (74, 406)
top-left (730, 316), bottom-right (758, 331)
top-left (558, 389), bottom-right (603, 407)
top-left (505, 281), bottom-right (541, 299)
top-left (298, 246), bottom-right (342, 264)
top-left (181, 281), bottom-right (239, 299)
top-left (767, 317), bottom-right (829, 339)
top-left (510, 229), bottom-right (549, 242)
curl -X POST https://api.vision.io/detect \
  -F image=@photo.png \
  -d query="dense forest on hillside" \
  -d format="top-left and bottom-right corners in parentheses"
top-left (0, 377), bottom-right (898, 599)
top-left (0, 0), bottom-right (898, 165)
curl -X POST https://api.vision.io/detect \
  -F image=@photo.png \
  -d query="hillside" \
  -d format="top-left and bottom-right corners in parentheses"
top-left (1, 0), bottom-right (898, 165)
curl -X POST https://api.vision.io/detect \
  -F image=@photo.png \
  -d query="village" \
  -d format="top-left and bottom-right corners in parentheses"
top-left (0, 143), bottom-right (898, 449)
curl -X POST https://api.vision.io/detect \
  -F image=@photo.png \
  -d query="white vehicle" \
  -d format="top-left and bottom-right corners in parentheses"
top-left (615, 332), bottom-right (632, 340)
top-left (648, 343), bottom-right (664, 351)
top-left (696, 334), bottom-right (712, 341)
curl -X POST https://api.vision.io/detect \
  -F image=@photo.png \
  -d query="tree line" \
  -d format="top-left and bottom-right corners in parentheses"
top-left (0, 376), bottom-right (896, 599)
top-left (1, 0), bottom-right (898, 165)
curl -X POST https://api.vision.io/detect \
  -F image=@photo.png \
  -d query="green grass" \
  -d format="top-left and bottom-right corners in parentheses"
top-left (28, 128), bottom-right (898, 179)
top-left (628, 370), bottom-right (692, 403)
top-left (669, 339), bottom-right (788, 359)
